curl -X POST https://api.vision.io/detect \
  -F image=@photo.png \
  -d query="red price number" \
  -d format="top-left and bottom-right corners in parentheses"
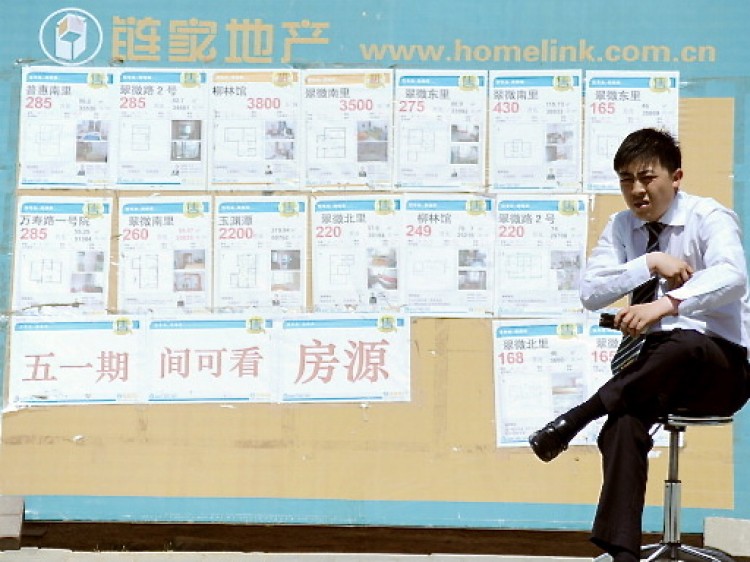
top-left (398, 100), bottom-right (426, 112)
top-left (406, 224), bottom-right (432, 237)
top-left (25, 97), bottom-right (53, 109)
top-left (316, 225), bottom-right (342, 238)
top-left (497, 225), bottom-right (525, 238)
top-left (19, 227), bottom-right (48, 240)
top-left (120, 97), bottom-right (147, 109)
top-left (590, 101), bottom-right (616, 115)
top-left (122, 227), bottom-right (149, 241)
top-left (591, 349), bottom-right (616, 363)
top-left (339, 99), bottom-right (374, 111)
top-left (498, 351), bottom-right (525, 364)
top-left (247, 97), bottom-right (281, 110)
top-left (219, 227), bottom-right (254, 240)
top-left (492, 101), bottom-right (520, 113)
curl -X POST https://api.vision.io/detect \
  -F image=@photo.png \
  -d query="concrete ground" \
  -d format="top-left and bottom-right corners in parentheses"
top-left (0, 554), bottom-right (591, 561)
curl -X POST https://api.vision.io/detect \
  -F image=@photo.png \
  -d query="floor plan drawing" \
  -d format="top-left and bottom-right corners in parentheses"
top-left (315, 127), bottom-right (347, 159)
top-left (404, 127), bottom-right (436, 162)
top-left (502, 252), bottom-right (545, 280)
top-left (226, 252), bottom-right (259, 289)
top-left (26, 122), bottom-right (64, 159)
top-left (328, 253), bottom-right (356, 285)
top-left (503, 138), bottom-right (533, 159)
top-left (28, 258), bottom-right (63, 284)
top-left (128, 254), bottom-right (159, 289)
top-left (222, 126), bottom-right (260, 158)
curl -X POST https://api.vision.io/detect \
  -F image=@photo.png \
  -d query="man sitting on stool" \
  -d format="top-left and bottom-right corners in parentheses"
top-left (529, 128), bottom-right (750, 562)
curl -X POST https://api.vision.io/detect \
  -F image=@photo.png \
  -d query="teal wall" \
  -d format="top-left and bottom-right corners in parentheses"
top-left (2, 0), bottom-right (750, 531)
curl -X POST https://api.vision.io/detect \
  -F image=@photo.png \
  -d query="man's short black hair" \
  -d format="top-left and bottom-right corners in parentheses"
top-left (613, 128), bottom-right (681, 173)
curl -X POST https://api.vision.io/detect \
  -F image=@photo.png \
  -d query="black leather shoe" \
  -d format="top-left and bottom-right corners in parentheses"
top-left (528, 416), bottom-right (576, 462)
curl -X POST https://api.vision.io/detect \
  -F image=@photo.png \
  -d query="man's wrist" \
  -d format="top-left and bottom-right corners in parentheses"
top-left (664, 295), bottom-right (681, 316)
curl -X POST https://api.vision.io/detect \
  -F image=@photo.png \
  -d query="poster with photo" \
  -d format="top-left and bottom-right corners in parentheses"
top-left (312, 195), bottom-right (403, 312)
top-left (489, 70), bottom-right (582, 191)
top-left (208, 70), bottom-right (301, 188)
top-left (402, 194), bottom-right (495, 316)
top-left (117, 196), bottom-right (212, 312)
top-left (302, 69), bottom-right (393, 189)
top-left (493, 319), bottom-right (590, 447)
top-left (19, 67), bottom-right (116, 188)
top-left (394, 69), bottom-right (488, 189)
top-left (116, 69), bottom-right (208, 189)
top-left (12, 196), bottom-right (112, 313)
top-left (214, 196), bottom-right (307, 312)
top-left (495, 196), bottom-right (587, 317)
top-left (584, 70), bottom-right (679, 191)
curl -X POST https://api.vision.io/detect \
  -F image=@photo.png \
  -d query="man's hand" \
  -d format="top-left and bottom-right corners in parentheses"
top-left (646, 252), bottom-right (693, 289)
top-left (614, 296), bottom-right (680, 337)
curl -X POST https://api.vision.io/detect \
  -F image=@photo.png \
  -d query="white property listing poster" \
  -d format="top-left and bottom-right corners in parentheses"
top-left (584, 70), bottom-right (679, 191)
top-left (493, 319), bottom-right (590, 447)
top-left (7, 316), bottom-right (144, 408)
top-left (402, 194), bottom-right (495, 316)
top-left (213, 196), bottom-right (307, 312)
top-left (208, 70), bottom-right (301, 188)
top-left (394, 70), bottom-right (488, 189)
top-left (117, 70), bottom-right (208, 189)
top-left (117, 197), bottom-right (212, 312)
top-left (12, 196), bottom-right (112, 313)
top-left (488, 70), bottom-right (582, 191)
top-left (19, 67), bottom-right (116, 188)
top-left (147, 316), bottom-right (276, 403)
top-left (494, 196), bottom-right (587, 317)
top-left (312, 195), bottom-right (403, 313)
top-left (302, 69), bottom-right (393, 189)
top-left (277, 315), bottom-right (410, 403)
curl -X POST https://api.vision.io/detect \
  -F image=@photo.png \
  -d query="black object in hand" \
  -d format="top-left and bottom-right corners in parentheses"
top-left (599, 313), bottom-right (616, 329)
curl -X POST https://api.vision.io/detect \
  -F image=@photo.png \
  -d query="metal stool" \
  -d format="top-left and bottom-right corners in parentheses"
top-left (641, 414), bottom-right (735, 562)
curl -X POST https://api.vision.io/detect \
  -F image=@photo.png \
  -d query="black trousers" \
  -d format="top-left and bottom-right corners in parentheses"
top-left (590, 329), bottom-right (750, 555)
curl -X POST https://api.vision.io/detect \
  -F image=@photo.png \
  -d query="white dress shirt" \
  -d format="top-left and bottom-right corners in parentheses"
top-left (580, 190), bottom-right (750, 356)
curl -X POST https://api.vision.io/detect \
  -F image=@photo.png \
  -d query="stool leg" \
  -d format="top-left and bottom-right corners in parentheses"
top-left (663, 427), bottom-right (682, 545)
top-left (641, 426), bottom-right (682, 561)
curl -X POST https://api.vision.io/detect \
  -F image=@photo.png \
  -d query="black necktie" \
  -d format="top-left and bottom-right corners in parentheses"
top-left (610, 222), bottom-right (665, 375)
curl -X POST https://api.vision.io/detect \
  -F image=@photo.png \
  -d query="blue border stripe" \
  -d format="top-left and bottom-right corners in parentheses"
top-left (21, 495), bottom-right (734, 533)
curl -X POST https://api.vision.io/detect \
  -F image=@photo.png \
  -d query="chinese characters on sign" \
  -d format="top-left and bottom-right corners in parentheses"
top-left (16, 67), bottom-right (678, 192)
top-left (8, 318), bottom-right (143, 406)
top-left (111, 16), bottom-right (330, 65)
top-left (278, 316), bottom-right (410, 402)
top-left (7, 314), bottom-right (409, 407)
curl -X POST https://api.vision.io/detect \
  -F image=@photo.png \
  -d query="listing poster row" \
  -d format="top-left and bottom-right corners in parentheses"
top-left (9, 313), bottom-right (664, 448)
top-left (19, 67), bottom-right (678, 192)
top-left (6, 314), bottom-right (410, 407)
top-left (12, 193), bottom-right (588, 318)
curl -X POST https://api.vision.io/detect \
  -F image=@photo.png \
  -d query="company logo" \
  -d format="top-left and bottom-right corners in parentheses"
top-left (39, 7), bottom-right (103, 66)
